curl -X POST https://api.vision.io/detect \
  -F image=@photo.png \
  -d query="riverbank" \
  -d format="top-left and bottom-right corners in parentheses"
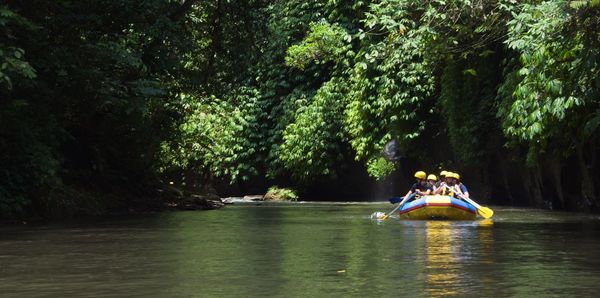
top-left (0, 183), bottom-right (226, 224)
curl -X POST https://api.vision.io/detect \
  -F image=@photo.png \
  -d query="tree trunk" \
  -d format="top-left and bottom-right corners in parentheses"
top-left (523, 166), bottom-right (544, 208)
top-left (499, 159), bottom-right (515, 205)
top-left (576, 144), bottom-right (596, 211)
top-left (587, 134), bottom-right (598, 201)
top-left (479, 166), bottom-right (491, 203)
top-left (547, 157), bottom-right (565, 210)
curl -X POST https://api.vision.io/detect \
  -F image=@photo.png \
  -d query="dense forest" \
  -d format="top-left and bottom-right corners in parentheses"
top-left (1, 0), bottom-right (600, 218)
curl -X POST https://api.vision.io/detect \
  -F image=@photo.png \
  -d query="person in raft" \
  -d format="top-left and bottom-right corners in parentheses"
top-left (404, 171), bottom-right (433, 201)
top-left (451, 172), bottom-right (470, 199)
top-left (427, 174), bottom-right (438, 193)
top-left (437, 170), bottom-right (448, 188)
top-left (433, 171), bottom-right (453, 196)
top-left (434, 172), bottom-right (470, 200)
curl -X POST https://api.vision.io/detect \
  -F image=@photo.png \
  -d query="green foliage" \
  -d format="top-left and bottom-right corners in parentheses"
top-left (160, 0), bottom-right (600, 184)
top-left (264, 186), bottom-right (298, 201)
top-left (0, 101), bottom-right (62, 217)
top-left (366, 157), bottom-right (396, 179)
top-left (584, 110), bottom-right (600, 137)
top-left (570, 0), bottom-right (600, 8)
top-left (278, 78), bottom-right (347, 180)
top-left (345, 1), bottom-right (437, 173)
top-left (0, 6), bottom-right (36, 89)
top-left (501, 0), bottom-right (600, 163)
top-left (440, 55), bottom-right (499, 164)
top-left (0, 0), bottom-right (249, 217)
top-left (285, 21), bottom-right (349, 70)
top-left (2, 0), bottom-right (600, 216)
top-left (160, 88), bottom-right (264, 183)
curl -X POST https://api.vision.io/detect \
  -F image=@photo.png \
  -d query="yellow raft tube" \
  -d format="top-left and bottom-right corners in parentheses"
top-left (398, 195), bottom-right (477, 220)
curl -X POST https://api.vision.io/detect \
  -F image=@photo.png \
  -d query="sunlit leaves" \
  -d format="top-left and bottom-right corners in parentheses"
top-left (161, 89), bottom-right (264, 183)
top-left (345, 0), bottom-right (437, 177)
top-left (500, 0), bottom-right (599, 162)
top-left (0, 6), bottom-right (36, 89)
top-left (285, 21), bottom-right (349, 70)
top-left (278, 78), bottom-right (347, 180)
top-left (366, 156), bottom-right (396, 179)
top-left (161, 0), bottom-right (600, 185)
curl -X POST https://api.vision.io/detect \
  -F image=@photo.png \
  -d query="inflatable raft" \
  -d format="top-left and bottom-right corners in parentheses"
top-left (399, 195), bottom-right (477, 220)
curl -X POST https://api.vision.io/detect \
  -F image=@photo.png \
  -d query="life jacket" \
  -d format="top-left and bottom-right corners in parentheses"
top-left (413, 189), bottom-right (422, 199)
top-left (412, 183), bottom-right (427, 199)
top-left (441, 184), bottom-right (455, 197)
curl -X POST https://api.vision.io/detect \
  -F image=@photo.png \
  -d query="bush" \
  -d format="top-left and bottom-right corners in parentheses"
top-left (264, 186), bottom-right (298, 201)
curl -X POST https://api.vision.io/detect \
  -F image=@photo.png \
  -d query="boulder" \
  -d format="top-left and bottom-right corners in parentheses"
top-left (221, 195), bottom-right (264, 204)
top-left (243, 195), bottom-right (264, 201)
top-left (175, 195), bottom-right (224, 210)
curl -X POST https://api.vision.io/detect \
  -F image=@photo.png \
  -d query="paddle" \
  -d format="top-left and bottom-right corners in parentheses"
top-left (444, 184), bottom-right (494, 219)
top-left (460, 195), bottom-right (494, 219)
top-left (378, 193), bottom-right (415, 220)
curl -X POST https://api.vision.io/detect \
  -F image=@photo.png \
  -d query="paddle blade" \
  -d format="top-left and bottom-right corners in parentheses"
top-left (477, 206), bottom-right (494, 219)
top-left (370, 212), bottom-right (387, 220)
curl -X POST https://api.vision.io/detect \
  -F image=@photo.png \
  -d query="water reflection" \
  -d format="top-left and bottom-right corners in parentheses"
top-left (406, 219), bottom-right (497, 297)
top-left (3, 204), bottom-right (600, 297)
top-left (423, 221), bottom-right (464, 297)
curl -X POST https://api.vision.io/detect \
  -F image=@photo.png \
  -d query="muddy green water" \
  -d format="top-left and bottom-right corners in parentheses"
top-left (2, 203), bottom-right (600, 297)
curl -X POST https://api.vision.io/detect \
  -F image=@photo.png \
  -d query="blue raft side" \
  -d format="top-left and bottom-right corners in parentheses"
top-left (399, 196), bottom-right (477, 213)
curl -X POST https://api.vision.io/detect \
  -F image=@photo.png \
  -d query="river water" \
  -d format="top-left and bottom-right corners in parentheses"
top-left (2, 202), bottom-right (600, 297)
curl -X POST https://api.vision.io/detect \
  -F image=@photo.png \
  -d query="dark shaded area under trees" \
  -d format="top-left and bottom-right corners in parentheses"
top-left (2, 0), bottom-right (600, 219)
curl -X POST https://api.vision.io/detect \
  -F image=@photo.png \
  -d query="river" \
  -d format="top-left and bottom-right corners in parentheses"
top-left (2, 202), bottom-right (600, 297)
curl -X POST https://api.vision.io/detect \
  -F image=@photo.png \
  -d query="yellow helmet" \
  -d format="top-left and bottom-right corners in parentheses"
top-left (440, 170), bottom-right (448, 177)
top-left (414, 171), bottom-right (426, 180)
top-left (446, 172), bottom-right (460, 180)
top-left (427, 174), bottom-right (437, 181)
